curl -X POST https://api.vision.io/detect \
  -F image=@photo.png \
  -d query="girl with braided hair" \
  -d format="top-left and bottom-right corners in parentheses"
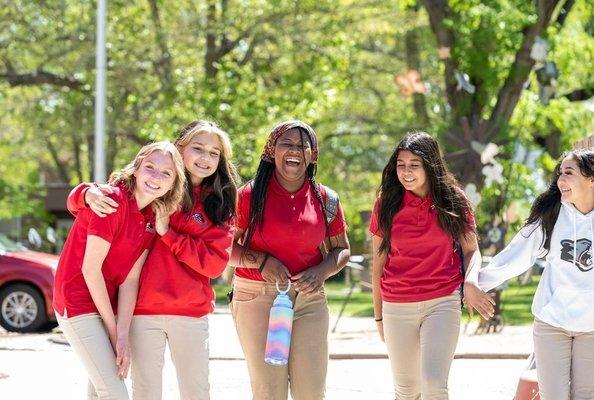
top-left (228, 120), bottom-right (350, 400)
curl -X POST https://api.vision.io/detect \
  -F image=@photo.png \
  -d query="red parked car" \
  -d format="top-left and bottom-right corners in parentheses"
top-left (0, 234), bottom-right (58, 332)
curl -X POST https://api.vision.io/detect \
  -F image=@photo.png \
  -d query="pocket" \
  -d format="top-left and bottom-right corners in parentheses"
top-left (232, 289), bottom-right (260, 303)
top-left (539, 287), bottom-right (594, 332)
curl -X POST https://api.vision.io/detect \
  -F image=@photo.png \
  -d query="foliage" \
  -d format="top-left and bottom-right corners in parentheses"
top-left (0, 0), bottom-right (592, 252)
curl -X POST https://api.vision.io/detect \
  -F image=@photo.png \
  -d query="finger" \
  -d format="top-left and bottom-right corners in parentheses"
top-left (98, 184), bottom-right (114, 194)
top-left (292, 271), bottom-right (304, 280)
top-left (467, 305), bottom-right (474, 318)
top-left (104, 197), bottom-right (119, 208)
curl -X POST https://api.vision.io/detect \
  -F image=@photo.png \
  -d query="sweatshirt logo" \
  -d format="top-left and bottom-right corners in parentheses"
top-left (191, 212), bottom-right (205, 225)
top-left (145, 222), bottom-right (155, 233)
top-left (560, 238), bottom-right (592, 272)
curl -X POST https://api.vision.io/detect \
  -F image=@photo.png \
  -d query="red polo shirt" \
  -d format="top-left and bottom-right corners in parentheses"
top-left (66, 184), bottom-right (234, 318)
top-left (54, 184), bottom-right (156, 317)
top-left (234, 174), bottom-right (347, 281)
top-left (369, 190), bottom-right (475, 303)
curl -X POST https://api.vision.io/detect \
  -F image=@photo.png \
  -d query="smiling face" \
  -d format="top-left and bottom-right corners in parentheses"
top-left (273, 128), bottom-right (312, 191)
top-left (396, 150), bottom-right (429, 198)
top-left (180, 131), bottom-right (222, 186)
top-left (133, 150), bottom-right (177, 203)
top-left (557, 155), bottom-right (594, 213)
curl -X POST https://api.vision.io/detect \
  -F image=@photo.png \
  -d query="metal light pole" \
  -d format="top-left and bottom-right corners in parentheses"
top-left (94, 0), bottom-right (107, 182)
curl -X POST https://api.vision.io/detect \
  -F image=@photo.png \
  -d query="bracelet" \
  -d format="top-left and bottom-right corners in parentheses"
top-left (258, 253), bottom-right (270, 273)
top-left (374, 318), bottom-right (383, 322)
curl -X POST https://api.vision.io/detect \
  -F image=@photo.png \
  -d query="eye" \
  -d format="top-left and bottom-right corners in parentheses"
top-left (210, 151), bottom-right (220, 157)
top-left (163, 171), bottom-right (172, 177)
top-left (146, 164), bottom-right (154, 170)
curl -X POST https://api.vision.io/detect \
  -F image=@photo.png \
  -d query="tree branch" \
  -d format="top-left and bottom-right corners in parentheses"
top-left (147, 0), bottom-right (173, 91)
top-left (420, 0), bottom-right (460, 110)
top-left (486, 0), bottom-right (562, 140)
top-left (0, 68), bottom-right (84, 90)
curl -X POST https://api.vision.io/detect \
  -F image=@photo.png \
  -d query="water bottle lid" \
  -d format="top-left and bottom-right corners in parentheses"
top-left (276, 280), bottom-right (291, 295)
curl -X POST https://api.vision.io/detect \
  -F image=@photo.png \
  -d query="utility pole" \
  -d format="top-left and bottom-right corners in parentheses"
top-left (94, 0), bottom-right (107, 182)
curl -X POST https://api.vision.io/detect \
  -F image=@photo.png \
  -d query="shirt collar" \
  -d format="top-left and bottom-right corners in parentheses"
top-left (403, 189), bottom-right (432, 207)
top-left (269, 172), bottom-right (310, 198)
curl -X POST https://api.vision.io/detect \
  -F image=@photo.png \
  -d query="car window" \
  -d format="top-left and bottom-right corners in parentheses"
top-left (0, 234), bottom-right (26, 252)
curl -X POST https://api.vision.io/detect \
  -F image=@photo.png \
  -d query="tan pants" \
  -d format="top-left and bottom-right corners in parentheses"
top-left (130, 315), bottom-right (210, 400)
top-left (533, 318), bottom-right (594, 400)
top-left (382, 292), bottom-right (461, 400)
top-left (230, 276), bottom-right (329, 400)
top-left (56, 312), bottom-right (129, 400)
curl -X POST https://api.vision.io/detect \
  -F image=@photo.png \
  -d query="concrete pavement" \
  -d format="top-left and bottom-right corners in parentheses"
top-left (0, 306), bottom-right (532, 399)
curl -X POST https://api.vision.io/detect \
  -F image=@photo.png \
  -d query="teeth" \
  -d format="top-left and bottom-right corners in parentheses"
top-left (195, 163), bottom-right (210, 170)
top-left (286, 158), bottom-right (300, 163)
top-left (146, 182), bottom-right (160, 190)
top-left (404, 178), bottom-right (415, 182)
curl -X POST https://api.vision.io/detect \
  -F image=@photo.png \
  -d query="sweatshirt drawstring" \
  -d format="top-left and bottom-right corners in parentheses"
top-left (573, 213), bottom-right (577, 267)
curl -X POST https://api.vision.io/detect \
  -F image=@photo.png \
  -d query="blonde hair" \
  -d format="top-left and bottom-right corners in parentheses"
top-left (174, 120), bottom-right (239, 224)
top-left (109, 141), bottom-right (186, 215)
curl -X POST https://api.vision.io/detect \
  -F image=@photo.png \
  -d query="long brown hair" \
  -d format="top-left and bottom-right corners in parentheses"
top-left (377, 131), bottom-right (474, 254)
top-left (109, 141), bottom-right (186, 215)
top-left (174, 120), bottom-right (239, 225)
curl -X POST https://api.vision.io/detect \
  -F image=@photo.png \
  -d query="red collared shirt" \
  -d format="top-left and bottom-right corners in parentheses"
top-left (235, 174), bottom-right (347, 281)
top-left (54, 184), bottom-right (156, 317)
top-left (66, 184), bottom-right (234, 318)
top-left (369, 190), bottom-right (475, 303)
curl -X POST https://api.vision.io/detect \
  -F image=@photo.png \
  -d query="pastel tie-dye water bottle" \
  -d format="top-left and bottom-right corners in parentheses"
top-left (264, 281), bottom-right (294, 366)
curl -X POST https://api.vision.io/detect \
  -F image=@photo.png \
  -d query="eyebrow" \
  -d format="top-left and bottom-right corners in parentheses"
top-left (396, 158), bottom-right (422, 163)
top-left (190, 139), bottom-right (222, 151)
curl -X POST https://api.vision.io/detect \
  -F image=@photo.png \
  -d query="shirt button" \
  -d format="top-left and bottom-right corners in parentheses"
top-left (290, 195), bottom-right (294, 199)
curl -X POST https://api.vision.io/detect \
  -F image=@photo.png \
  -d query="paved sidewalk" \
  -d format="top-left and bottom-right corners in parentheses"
top-left (0, 306), bottom-right (531, 399)
top-left (208, 305), bottom-right (533, 361)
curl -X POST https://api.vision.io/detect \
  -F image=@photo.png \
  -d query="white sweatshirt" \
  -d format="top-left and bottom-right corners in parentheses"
top-left (477, 201), bottom-right (594, 332)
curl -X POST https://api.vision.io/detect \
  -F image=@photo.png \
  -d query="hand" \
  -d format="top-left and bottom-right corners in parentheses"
top-left (85, 184), bottom-right (118, 217)
top-left (292, 266), bottom-right (327, 294)
top-left (115, 334), bottom-right (131, 379)
top-left (463, 282), bottom-right (495, 320)
top-left (154, 202), bottom-right (170, 236)
top-left (260, 256), bottom-right (291, 284)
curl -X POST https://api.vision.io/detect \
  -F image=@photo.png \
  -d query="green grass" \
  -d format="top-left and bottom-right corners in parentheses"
top-left (213, 276), bottom-right (539, 325)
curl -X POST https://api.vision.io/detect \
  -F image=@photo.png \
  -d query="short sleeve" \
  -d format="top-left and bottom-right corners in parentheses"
top-left (86, 193), bottom-right (124, 243)
top-left (235, 185), bottom-right (251, 231)
top-left (368, 198), bottom-right (383, 237)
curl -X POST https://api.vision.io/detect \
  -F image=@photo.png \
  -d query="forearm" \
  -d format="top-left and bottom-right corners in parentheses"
top-left (82, 269), bottom-right (116, 332)
top-left (371, 259), bottom-right (384, 320)
top-left (463, 248), bottom-right (482, 285)
top-left (319, 247), bottom-right (350, 279)
top-left (229, 241), bottom-right (267, 269)
top-left (116, 279), bottom-right (139, 337)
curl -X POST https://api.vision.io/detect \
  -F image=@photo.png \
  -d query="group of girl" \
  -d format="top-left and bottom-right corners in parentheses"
top-left (53, 118), bottom-right (594, 400)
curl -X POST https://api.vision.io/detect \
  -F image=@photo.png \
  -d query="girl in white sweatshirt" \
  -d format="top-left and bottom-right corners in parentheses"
top-left (465, 149), bottom-right (594, 400)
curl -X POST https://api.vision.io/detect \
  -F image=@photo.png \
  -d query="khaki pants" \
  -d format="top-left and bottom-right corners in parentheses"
top-left (382, 292), bottom-right (461, 400)
top-left (230, 276), bottom-right (329, 400)
top-left (56, 312), bottom-right (129, 400)
top-left (533, 318), bottom-right (594, 400)
top-left (130, 315), bottom-right (210, 400)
